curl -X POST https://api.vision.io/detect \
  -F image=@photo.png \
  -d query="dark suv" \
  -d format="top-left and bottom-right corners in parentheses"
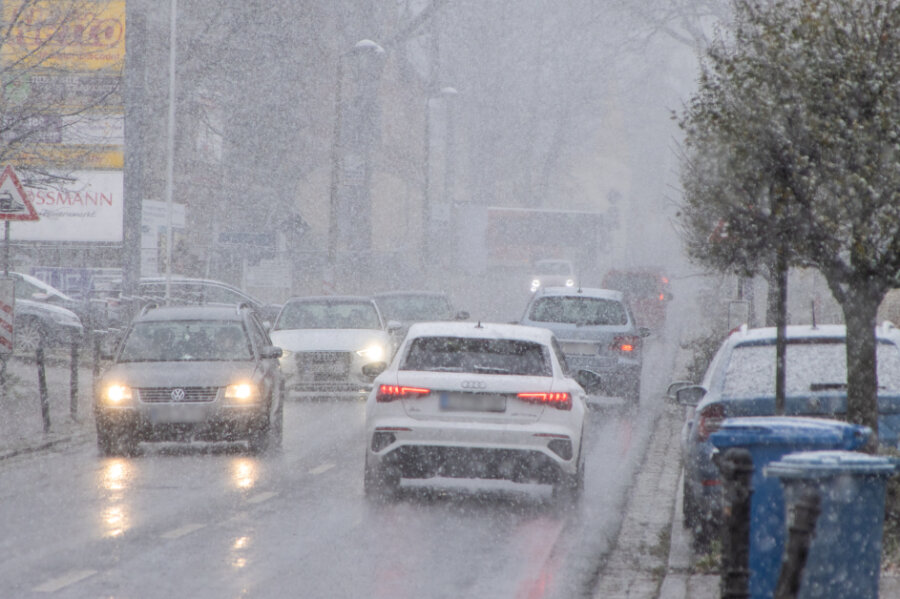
top-left (94, 304), bottom-right (284, 456)
top-left (519, 286), bottom-right (649, 402)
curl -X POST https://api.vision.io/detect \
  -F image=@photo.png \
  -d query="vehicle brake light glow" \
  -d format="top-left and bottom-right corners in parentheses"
top-left (612, 336), bottom-right (639, 353)
top-left (697, 403), bottom-right (726, 441)
top-left (517, 391), bottom-right (572, 410)
top-left (659, 293), bottom-right (665, 301)
top-left (376, 385), bottom-right (431, 402)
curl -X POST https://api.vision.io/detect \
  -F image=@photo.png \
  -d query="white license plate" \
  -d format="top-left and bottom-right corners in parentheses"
top-left (439, 393), bottom-right (506, 412)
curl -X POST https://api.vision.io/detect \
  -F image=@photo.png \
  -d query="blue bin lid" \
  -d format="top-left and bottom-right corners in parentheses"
top-left (765, 450), bottom-right (899, 479)
top-left (710, 416), bottom-right (871, 450)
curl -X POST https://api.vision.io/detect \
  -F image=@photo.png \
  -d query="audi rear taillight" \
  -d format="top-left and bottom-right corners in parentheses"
top-left (611, 336), bottom-right (640, 353)
top-left (697, 404), bottom-right (726, 441)
top-left (517, 391), bottom-right (572, 410)
top-left (376, 385), bottom-right (431, 402)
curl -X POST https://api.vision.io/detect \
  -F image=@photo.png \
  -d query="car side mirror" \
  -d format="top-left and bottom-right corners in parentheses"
top-left (455, 310), bottom-right (470, 320)
top-left (639, 327), bottom-right (651, 338)
top-left (674, 385), bottom-right (707, 407)
top-left (387, 320), bottom-right (403, 331)
top-left (261, 346), bottom-right (283, 359)
top-left (574, 369), bottom-right (603, 394)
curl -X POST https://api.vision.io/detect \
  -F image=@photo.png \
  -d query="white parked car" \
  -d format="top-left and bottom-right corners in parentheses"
top-left (364, 321), bottom-right (601, 503)
top-left (269, 296), bottom-right (399, 399)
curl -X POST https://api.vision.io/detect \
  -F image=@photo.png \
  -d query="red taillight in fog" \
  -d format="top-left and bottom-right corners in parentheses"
top-left (517, 391), bottom-right (572, 410)
top-left (697, 404), bottom-right (726, 441)
top-left (612, 336), bottom-right (640, 353)
top-left (376, 385), bottom-right (431, 402)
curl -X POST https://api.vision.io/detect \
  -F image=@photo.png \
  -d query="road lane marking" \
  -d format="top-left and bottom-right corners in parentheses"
top-left (161, 523), bottom-right (206, 539)
top-left (247, 491), bottom-right (277, 504)
top-left (34, 569), bottom-right (97, 593)
top-left (309, 462), bottom-right (335, 475)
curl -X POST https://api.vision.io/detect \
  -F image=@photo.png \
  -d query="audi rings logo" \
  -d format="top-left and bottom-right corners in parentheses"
top-left (461, 380), bottom-right (487, 390)
top-left (170, 388), bottom-right (186, 402)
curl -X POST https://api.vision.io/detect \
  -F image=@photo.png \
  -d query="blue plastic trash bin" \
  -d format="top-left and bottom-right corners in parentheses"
top-left (766, 450), bottom-right (898, 599)
top-left (709, 417), bottom-right (871, 599)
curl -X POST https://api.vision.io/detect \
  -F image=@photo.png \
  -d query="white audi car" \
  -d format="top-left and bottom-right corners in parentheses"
top-left (364, 321), bottom-right (600, 503)
top-left (270, 296), bottom-right (399, 399)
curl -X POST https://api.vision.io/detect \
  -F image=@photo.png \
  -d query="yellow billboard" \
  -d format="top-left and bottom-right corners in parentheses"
top-left (2, 0), bottom-right (125, 71)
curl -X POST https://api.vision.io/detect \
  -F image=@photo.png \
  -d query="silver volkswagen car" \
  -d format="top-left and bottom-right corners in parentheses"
top-left (93, 304), bottom-right (284, 456)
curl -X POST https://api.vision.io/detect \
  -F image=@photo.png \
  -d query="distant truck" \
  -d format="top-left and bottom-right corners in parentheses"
top-left (455, 205), bottom-right (608, 274)
top-left (602, 267), bottom-right (673, 331)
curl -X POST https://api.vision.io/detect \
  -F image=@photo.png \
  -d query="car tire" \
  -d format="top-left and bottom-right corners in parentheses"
top-left (16, 317), bottom-right (46, 355)
top-left (682, 474), bottom-right (698, 529)
top-left (270, 399), bottom-right (284, 452)
top-left (553, 447), bottom-right (585, 507)
top-left (364, 455), bottom-right (399, 501)
top-left (247, 416), bottom-right (271, 455)
top-left (624, 376), bottom-right (641, 404)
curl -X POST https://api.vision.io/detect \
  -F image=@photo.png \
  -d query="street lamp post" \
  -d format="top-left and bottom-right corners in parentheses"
top-left (326, 39), bottom-right (384, 294)
top-left (421, 86), bottom-right (458, 278)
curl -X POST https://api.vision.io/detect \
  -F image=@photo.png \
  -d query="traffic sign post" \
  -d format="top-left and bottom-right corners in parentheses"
top-left (0, 165), bottom-right (40, 277)
top-left (0, 277), bottom-right (13, 389)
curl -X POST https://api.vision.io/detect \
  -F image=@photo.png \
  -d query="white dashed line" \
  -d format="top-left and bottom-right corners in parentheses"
top-left (309, 463), bottom-right (335, 475)
top-left (161, 523), bottom-right (206, 539)
top-left (33, 569), bottom-right (97, 593)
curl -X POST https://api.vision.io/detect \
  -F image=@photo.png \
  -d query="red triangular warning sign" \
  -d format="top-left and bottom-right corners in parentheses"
top-left (0, 165), bottom-right (38, 221)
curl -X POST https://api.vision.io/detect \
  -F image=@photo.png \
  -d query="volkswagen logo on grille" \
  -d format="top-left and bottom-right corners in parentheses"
top-left (461, 380), bottom-right (486, 390)
top-left (170, 388), bottom-right (186, 402)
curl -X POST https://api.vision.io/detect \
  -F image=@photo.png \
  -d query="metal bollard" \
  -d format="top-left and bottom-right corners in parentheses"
top-left (36, 345), bottom-right (50, 433)
top-left (718, 448), bottom-right (754, 599)
top-left (70, 342), bottom-right (79, 419)
top-left (774, 486), bottom-right (821, 599)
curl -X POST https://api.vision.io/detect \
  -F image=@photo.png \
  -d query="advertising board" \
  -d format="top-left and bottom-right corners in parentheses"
top-left (9, 170), bottom-right (123, 242)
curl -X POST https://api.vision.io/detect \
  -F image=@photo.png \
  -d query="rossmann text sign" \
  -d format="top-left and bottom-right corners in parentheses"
top-left (10, 171), bottom-right (123, 242)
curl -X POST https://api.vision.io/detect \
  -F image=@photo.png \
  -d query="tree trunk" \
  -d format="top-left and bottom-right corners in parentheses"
top-left (841, 287), bottom-right (882, 450)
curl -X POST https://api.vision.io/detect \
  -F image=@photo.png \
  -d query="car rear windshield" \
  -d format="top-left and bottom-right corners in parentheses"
top-left (401, 336), bottom-right (552, 376)
top-left (275, 300), bottom-right (381, 330)
top-left (376, 295), bottom-right (451, 321)
top-left (722, 338), bottom-right (900, 397)
top-left (118, 320), bottom-right (252, 362)
top-left (528, 296), bottom-right (627, 326)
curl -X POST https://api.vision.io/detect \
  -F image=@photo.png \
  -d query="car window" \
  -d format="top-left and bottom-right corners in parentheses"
top-left (721, 339), bottom-right (900, 397)
top-left (376, 295), bottom-right (452, 321)
top-left (118, 320), bottom-right (252, 362)
top-left (401, 336), bottom-right (552, 376)
top-left (275, 300), bottom-right (381, 330)
top-left (528, 296), bottom-right (628, 326)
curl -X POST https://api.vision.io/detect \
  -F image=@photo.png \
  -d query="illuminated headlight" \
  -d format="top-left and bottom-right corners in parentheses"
top-left (356, 344), bottom-right (386, 363)
top-left (565, 279), bottom-right (575, 287)
top-left (531, 279), bottom-right (541, 292)
top-left (102, 383), bottom-right (133, 405)
top-left (224, 382), bottom-right (260, 404)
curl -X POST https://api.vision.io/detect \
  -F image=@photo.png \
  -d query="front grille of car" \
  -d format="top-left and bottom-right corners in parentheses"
top-left (138, 387), bottom-right (219, 403)
top-left (295, 351), bottom-right (351, 381)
